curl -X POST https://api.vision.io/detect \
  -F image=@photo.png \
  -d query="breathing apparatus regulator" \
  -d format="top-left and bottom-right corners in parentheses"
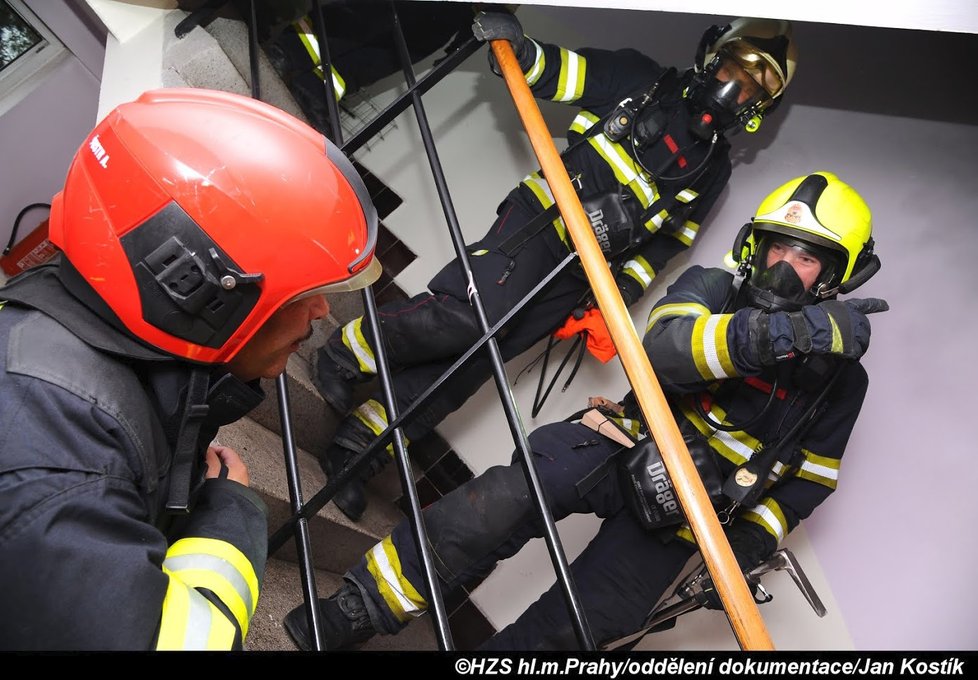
top-left (600, 18), bottom-right (796, 185)
top-left (602, 68), bottom-right (717, 184)
top-left (687, 17), bottom-right (797, 138)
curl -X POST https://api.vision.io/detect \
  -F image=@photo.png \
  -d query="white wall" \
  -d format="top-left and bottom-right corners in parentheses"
top-left (0, 1), bottom-right (104, 284)
top-left (349, 5), bottom-right (978, 651)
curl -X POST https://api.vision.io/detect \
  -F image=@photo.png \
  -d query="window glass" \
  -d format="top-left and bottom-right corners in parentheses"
top-left (1, 0), bottom-right (43, 71)
top-left (0, 0), bottom-right (65, 111)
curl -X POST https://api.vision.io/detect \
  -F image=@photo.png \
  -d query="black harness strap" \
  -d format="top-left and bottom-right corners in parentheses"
top-left (165, 367), bottom-right (211, 513)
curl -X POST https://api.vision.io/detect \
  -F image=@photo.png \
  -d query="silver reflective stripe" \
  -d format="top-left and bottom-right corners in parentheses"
top-left (343, 318), bottom-right (376, 374)
top-left (164, 553), bottom-right (254, 615)
top-left (180, 591), bottom-right (216, 650)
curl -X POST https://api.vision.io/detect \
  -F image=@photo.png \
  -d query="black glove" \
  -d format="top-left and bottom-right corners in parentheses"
top-left (472, 10), bottom-right (534, 72)
top-left (751, 297), bottom-right (889, 365)
top-left (694, 522), bottom-right (773, 611)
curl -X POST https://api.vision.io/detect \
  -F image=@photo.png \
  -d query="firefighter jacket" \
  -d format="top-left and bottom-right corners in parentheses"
top-left (633, 264), bottom-right (869, 554)
top-left (0, 264), bottom-right (268, 650)
top-left (503, 37), bottom-right (733, 304)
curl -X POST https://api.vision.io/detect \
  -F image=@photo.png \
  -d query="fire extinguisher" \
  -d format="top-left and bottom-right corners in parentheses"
top-left (1, 202), bottom-right (57, 278)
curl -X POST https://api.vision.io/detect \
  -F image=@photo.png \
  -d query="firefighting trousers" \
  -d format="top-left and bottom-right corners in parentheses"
top-left (326, 198), bottom-right (587, 442)
top-left (346, 421), bottom-right (697, 650)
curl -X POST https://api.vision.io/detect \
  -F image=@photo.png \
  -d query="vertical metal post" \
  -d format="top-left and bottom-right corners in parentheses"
top-left (387, 2), bottom-right (594, 650)
top-left (306, 1), bottom-right (455, 651)
top-left (246, 0), bottom-right (260, 99)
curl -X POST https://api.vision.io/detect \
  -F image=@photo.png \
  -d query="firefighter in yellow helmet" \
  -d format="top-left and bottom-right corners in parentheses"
top-left (284, 171), bottom-right (888, 651)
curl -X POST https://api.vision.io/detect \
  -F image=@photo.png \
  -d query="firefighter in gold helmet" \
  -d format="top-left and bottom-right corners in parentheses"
top-left (285, 171), bottom-right (887, 651)
top-left (0, 89), bottom-right (380, 650)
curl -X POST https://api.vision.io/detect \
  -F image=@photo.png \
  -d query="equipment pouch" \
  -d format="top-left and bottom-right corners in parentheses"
top-left (579, 189), bottom-right (640, 260)
top-left (617, 432), bottom-right (726, 531)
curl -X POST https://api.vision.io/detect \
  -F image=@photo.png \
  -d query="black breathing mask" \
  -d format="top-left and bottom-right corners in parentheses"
top-left (745, 259), bottom-right (811, 313)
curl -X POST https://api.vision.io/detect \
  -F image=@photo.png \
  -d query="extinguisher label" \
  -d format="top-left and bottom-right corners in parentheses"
top-left (1, 219), bottom-right (57, 277)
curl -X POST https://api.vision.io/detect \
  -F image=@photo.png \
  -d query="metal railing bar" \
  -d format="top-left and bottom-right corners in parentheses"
top-left (340, 36), bottom-right (482, 157)
top-left (274, 377), bottom-right (326, 651)
top-left (268, 249), bottom-right (579, 552)
top-left (386, 1), bottom-right (594, 650)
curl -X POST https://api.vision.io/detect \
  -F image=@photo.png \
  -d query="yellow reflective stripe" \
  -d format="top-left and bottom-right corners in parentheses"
top-left (769, 460), bottom-right (788, 481)
top-left (331, 67), bottom-right (346, 99)
top-left (292, 17), bottom-right (344, 100)
top-left (645, 301), bottom-right (709, 334)
top-left (293, 17), bottom-right (322, 78)
top-left (570, 112), bottom-right (657, 210)
top-left (471, 249), bottom-right (489, 256)
top-left (587, 135), bottom-right (651, 203)
top-left (157, 566), bottom-right (237, 650)
top-left (554, 47), bottom-right (586, 102)
top-left (164, 537), bottom-right (259, 634)
top-left (691, 313), bottom-right (736, 380)
top-left (829, 314), bottom-right (843, 353)
top-left (342, 317), bottom-right (376, 375)
top-left (621, 255), bottom-right (655, 289)
top-left (524, 39), bottom-right (545, 86)
top-left (675, 525), bottom-right (695, 545)
top-left (679, 403), bottom-right (761, 467)
top-left (352, 399), bottom-right (409, 455)
top-left (520, 173), bottom-right (568, 247)
top-left (795, 450), bottom-right (840, 489)
top-left (607, 416), bottom-right (643, 439)
top-left (742, 497), bottom-right (788, 542)
top-left (365, 535), bottom-right (427, 623)
top-left (674, 218), bottom-right (699, 245)
top-left (675, 188), bottom-right (699, 203)
top-left (646, 209), bottom-right (697, 245)
top-left (569, 110), bottom-right (599, 136)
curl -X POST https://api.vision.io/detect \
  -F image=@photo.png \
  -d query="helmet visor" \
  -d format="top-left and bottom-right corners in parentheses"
top-left (721, 42), bottom-right (785, 99)
top-left (713, 52), bottom-right (775, 113)
top-left (286, 255), bottom-right (383, 303)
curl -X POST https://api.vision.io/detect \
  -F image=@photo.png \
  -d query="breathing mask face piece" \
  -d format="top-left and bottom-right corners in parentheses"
top-left (746, 234), bottom-right (836, 312)
top-left (746, 259), bottom-right (808, 312)
top-left (689, 52), bottom-right (773, 138)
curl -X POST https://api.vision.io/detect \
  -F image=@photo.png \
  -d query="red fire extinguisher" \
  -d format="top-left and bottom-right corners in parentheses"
top-left (1, 203), bottom-right (57, 278)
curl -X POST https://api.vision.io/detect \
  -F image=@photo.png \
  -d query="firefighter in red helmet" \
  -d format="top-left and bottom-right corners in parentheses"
top-left (0, 88), bottom-right (380, 650)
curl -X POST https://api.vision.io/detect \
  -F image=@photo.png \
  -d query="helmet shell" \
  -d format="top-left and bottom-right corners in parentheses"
top-left (702, 17), bottom-right (797, 104)
top-left (751, 171), bottom-right (873, 288)
top-left (48, 88), bottom-right (379, 363)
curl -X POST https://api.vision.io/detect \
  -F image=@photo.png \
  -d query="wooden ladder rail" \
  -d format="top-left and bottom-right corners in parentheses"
top-left (490, 38), bottom-right (775, 651)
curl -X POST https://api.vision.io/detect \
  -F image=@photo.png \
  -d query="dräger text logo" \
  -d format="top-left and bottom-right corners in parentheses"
top-left (646, 459), bottom-right (679, 520)
top-left (588, 208), bottom-right (612, 254)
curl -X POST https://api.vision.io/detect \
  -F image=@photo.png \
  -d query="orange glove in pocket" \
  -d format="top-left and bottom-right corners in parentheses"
top-left (553, 308), bottom-right (617, 363)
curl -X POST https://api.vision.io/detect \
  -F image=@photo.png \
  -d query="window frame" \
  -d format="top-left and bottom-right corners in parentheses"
top-left (0, 0), bottom-right (67, 112)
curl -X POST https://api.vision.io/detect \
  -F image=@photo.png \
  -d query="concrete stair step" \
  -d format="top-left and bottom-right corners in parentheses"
top-left (217, 414), bottom-right (415, 574)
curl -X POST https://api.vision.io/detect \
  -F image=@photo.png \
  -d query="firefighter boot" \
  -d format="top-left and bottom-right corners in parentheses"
top-left (321, 442), bottom-right (392, 522)
top-left (321, 402), bottom-right (396, 521)
top-left (283, 580), bottom-right (376, 651)
top-left (312, 345), bottom-right (359, 415)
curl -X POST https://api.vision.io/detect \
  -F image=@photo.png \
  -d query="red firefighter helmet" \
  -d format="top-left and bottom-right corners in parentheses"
top-left (48, 88), bottom-right (380, 364)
